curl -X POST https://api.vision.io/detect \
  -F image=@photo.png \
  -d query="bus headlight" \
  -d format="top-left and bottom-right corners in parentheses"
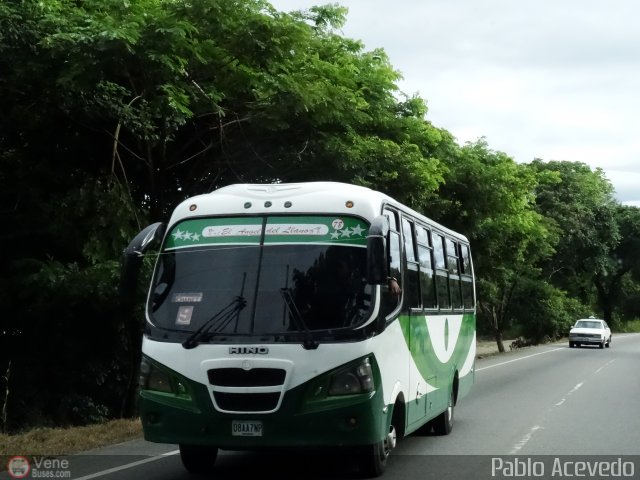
top-left (139, 356), bottom-right (174, 393)
top-left (328, 358), bottom-right (374, 396)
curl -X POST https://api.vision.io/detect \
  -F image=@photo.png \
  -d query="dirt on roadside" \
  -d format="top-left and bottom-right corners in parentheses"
top-left (476, 338), bottom-right (517, 357)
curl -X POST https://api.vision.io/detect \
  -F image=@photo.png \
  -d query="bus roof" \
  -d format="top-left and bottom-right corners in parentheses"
top-left (169, 182), bottom-right (469, 242)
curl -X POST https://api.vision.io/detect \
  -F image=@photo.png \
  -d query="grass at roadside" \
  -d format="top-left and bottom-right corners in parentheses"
top-left (0, 418), bottom-right (143, 456)
top-left (618, 319), bottom-right (640, 333)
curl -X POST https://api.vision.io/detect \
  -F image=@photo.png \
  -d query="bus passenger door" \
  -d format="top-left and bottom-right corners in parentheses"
top-left (408, 319), bottom-right (430, 426)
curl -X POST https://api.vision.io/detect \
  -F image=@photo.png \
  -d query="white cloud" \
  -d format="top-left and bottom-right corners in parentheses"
top-left (270, 0), bottom-right (640, 204)
top-left (604, 170), bottom-right (640, 205)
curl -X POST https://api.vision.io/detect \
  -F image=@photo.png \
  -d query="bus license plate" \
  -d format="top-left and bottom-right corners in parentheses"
top-left (232, 420), bottom-right (263, 437)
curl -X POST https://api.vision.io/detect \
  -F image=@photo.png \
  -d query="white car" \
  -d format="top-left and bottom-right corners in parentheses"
top-left (569, 318), bottom-right (611, 349)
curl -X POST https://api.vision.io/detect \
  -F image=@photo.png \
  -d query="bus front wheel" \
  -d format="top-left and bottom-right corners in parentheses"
top-left (179, 444), bottom-right (218, 474)
top-left (358, 424), bottom-right (396, 478)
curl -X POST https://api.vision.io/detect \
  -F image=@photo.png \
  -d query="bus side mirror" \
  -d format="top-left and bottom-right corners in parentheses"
top-left (366, 215), bottom-right (389, 284)
top-left (120, 222), bottom-right (166, 305)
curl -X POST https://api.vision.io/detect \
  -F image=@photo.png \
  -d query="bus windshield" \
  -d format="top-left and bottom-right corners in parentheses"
top-left (147, 215), bottom-right (373, 341)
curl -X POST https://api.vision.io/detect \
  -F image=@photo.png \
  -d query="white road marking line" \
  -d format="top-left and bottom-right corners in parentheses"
top-left (510, 425), bottom-right (542, 454)
top-left (476, 348), bottom-right (565, 371)
top-left (554, 359), bottom-right (616, 409)
top-left (595, 359), bottom-right (616, 374)
top-left (553, 382), bottom-right (582, 409)
top-left (553, 358), bottom-right (616, 409)
top-left (478, 333), bottom-right (639, 373)
top-left (73, 450), bottom-right (180, 480)
top-left (568, 382), bottom-right (583, 394)
top-left (555, 383), bottom-right (582, 407)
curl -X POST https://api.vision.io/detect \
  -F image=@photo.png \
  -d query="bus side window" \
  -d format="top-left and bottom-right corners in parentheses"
top-left (417, 226), bottom-right (437, 309)
top-left (402, 218), bottom-right (421, 309)
top-left (381, 209), bottom-right (402, 317)
top-left (433, 233), bottom-right (451, 310)
top-left (460, 244), bottom-right (475, 309)
top-left (446, 238), bottom-right (463, 310)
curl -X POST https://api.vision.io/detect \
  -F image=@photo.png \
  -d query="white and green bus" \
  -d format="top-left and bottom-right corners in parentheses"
top-left (122, 182), bottom-right (476, 477)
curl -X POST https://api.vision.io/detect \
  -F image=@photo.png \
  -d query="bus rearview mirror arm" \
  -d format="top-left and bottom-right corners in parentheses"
top-left (120, 222), bottom-right (166, 307)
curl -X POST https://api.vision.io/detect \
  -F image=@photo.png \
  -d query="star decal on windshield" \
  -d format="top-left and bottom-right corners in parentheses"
top-left (351, 224), bottom-right (365, 236)
top-left (329, 224), bottom-right (367, 241)
top-left (171, 229), bottom-right (200, 242)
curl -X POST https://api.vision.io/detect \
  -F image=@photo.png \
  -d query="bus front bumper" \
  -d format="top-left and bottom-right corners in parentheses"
top-left (139, 386), bottom-right (387, 449)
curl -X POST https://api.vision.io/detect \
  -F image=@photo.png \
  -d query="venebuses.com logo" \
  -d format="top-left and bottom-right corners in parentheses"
top-left (6, 456), bottom-right (30, 479)
top-left (6, 455), bottom-right (71, 478)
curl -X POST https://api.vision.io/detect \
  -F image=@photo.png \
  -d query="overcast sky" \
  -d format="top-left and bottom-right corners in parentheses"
top-left (270, 0), bottom-right (640, 206)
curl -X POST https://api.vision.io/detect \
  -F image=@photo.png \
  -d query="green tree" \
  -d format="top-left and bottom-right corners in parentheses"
top-left (528, 160), bottom-right (618, 305)
top-left (28, 0), bottom-right (448, 216)
top-left (432, 140), bottom-right (554, 351)
top-left (525, 161), bottom-right (640, 327)
top-left (593, 205), bottom-right (640, 325)
top-left (509, 279), bottom-right (586, 342)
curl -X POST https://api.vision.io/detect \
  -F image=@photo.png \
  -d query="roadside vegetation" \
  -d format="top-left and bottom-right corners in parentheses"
top-left (2, 0), bottom-right (640, 437)
top-left (0, 419), bottom-right (142, 456)
top-left (617, 319), bottom-right (640, 333)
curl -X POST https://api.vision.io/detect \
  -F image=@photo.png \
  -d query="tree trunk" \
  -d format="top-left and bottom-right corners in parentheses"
top-left (479, 301), bottom-right (507, 353)
top-left (489, 304), bottom-right (505, 353)
top-left (594, 273), bottom-right (624, 325)
top-left (1, 361), bottom-right (11, 433)
top-left (494, 328), bottom-right (505, 353)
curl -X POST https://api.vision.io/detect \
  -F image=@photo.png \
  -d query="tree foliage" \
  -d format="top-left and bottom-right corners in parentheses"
top-left (529, 160), bottom-right (618, 298)
top-left (432, 140), bottom-right (554, 351)
top-left (592, 205), bottom-right (640, 325)
top-left (527, 160), bottom-right (639, 325)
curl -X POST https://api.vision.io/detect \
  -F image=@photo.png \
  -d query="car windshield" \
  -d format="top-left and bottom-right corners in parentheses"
top-left (574, 320), bottom-right (602, 329)
top-left (147, 215), bottom-right (374, 340)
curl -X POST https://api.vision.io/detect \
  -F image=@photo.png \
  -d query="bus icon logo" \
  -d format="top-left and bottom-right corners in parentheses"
top-left (7, 456), bottom-right (30, 478)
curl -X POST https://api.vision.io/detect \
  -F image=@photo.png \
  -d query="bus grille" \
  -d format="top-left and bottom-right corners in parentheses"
top-left (207, 368), bottom-right (286, 387)
top-left (207, 368), bottom-right (286, 412)
top-left (213, 392), bottom-right (281, 412)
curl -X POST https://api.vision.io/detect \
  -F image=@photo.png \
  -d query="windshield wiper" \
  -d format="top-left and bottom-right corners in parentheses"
top-left (182, 295), bottom-right (247, 349)
top-left (280, 288), bottom-right (319, 350)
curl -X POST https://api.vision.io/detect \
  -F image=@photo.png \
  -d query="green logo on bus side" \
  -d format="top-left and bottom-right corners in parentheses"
top-left (399, 312), bottom-right (475, 382)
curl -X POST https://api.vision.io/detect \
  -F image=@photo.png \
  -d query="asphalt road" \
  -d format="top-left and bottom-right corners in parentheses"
top-left (4, 333), bottom-right (640, 479)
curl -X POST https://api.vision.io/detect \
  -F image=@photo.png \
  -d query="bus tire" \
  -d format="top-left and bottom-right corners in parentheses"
top-left (358, 424), bottom-right (396, 478)
top-left (179, 444), bottom-right (218, 474)
top-left (432, 388), bottom-right (455, 436)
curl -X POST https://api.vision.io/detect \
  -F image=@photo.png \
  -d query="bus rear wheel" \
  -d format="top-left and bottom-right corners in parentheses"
top-left (432, 389), bottom-right (455, 435)
top-left (179, 444), bottom-right (218, 474)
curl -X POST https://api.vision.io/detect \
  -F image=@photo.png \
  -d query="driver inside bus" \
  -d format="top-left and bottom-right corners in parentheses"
top-left (388, 276), bottom-right (401, 296)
